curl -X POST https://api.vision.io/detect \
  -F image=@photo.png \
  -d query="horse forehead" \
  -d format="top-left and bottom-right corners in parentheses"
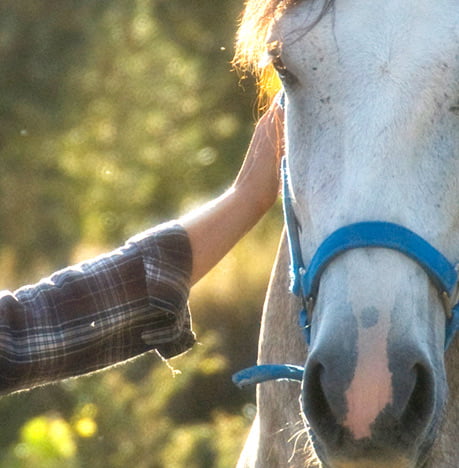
top-left (275, 0), bottom-right (459, 253)
top-left (278, 0), bottom-right (459, 47)
top-left (276, 0), bottom-right (459, 92)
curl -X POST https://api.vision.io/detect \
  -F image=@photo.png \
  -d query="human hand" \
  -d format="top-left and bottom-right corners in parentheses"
top-left (233, 97), bottom-right (285, 215)
top-left (182, 96), bottom-right (284, 285)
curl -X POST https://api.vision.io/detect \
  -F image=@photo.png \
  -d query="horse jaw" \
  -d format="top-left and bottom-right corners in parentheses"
top-left (236, 235), bottom-right (315, 468)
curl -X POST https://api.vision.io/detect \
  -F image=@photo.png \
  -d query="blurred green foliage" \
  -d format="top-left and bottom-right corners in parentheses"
top-left (0, 0), bottom-right (282, 466)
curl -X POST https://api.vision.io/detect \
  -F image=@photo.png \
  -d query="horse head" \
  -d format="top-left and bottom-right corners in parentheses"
top-left (235, 1), bottom-right (459, 467)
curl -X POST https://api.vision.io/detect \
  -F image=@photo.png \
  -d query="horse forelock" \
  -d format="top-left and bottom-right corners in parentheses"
top-left (233, 0), bottom-right (291, 103)
top-left (234, 0), bottom-right (333, 105)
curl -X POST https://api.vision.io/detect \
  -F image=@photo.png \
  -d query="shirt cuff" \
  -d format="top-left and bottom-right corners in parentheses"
top-left (128, 221), bottom-right (195, 359)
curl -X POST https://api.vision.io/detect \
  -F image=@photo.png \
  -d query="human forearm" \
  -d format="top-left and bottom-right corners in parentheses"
top-left (182, 101), bottom-right (284, 285)
top-left (181, 184), bottom-right (268, 285)
top-left (0, 225), bottom-right (194, 394)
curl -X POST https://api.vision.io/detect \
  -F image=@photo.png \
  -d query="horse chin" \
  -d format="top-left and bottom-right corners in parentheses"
top-left (300, 382), bottom-right (444, 468)
top-left (303, 419), bottom-right (438, 468)
top-left (310, 446), bottom-right (429, 468)
top-left (324, 457), bottom-right (415, 468)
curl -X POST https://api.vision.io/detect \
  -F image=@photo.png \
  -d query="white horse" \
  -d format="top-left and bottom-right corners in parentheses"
top-left (234, 0), bottom-right (459, 467)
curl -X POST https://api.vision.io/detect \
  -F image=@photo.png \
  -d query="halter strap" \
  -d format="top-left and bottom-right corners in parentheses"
top-left (282, 157), bottom-right (459, 348)
top-left (301, 222), bottom-right (458, 301)
top-left (232, 157), bottom-right (459, 388)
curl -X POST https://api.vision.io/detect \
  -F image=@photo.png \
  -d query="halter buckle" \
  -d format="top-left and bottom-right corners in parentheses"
top-left (442, 264), bottom-right (459, 319)
top-left (441, 292), bottom-right (453, 320)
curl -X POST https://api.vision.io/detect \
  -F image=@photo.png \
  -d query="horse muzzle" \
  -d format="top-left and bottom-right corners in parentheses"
top-left (301, 297), bottom-right (446, 468)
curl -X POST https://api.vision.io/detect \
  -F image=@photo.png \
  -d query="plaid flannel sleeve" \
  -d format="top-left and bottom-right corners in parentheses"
top-left (0, 222), bottom-right (195, 394)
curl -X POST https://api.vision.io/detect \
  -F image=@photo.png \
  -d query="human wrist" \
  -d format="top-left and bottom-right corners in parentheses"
top-left (232, 176), bottom-right (275, 220)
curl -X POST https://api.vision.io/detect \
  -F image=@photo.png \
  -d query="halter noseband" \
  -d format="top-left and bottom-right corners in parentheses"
top-left (233, 157), bottom-right (459, 388)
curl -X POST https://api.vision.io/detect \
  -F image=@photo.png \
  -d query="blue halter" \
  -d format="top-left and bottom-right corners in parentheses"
top-left (233, 157), bottom-right (459, 388)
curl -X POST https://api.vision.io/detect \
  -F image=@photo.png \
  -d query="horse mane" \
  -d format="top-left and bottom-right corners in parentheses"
top-left (233, 0), bottom-right (294, 102)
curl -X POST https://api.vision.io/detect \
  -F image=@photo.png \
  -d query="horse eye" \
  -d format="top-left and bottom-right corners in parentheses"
top-left (272, 56), bottom-right (297, 86)
top-left (267, 41), bottom-right (298, 86)
top-left (272, 56), bottom-right (287, 75)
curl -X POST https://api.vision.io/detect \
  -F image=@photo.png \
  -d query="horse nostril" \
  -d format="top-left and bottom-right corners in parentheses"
top-left (302, 356), bottom-right (438, 451)
top-left (400, 364), bottom-right (435, 433)
top-left (302, 362), bottom-right (342, 442)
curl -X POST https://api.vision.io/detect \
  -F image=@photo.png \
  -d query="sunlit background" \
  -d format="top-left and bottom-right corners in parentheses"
top-left (0, 1), bottom-right (282, 466)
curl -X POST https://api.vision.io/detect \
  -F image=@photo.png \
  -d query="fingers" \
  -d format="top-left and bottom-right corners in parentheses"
top-left (234, 94), bottom-right (285, 192)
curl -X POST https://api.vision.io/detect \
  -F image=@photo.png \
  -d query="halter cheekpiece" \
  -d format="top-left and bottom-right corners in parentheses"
top-left (233, 157), bottom-right (459, 388)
